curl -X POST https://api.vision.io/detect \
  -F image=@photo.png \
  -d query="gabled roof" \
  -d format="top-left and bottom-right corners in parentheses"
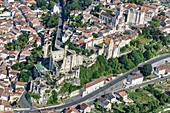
top-left (156, 64), bottom-right (170, 72)
top-left (128, 73), bottom-right (143, 80)
top-left (143, 4), bottom-right (157, 9)
top-left (115, 90), bottom-right (127, 97)
top-left (79, 103), bottom-right (90, 110)
top-left (64, 107), bottom-right (80, 113)
top-left (100, 12), bottom-right (113, 19)
top-left (98, 97), bottom-right (110, 106)
top-left (104, 93), bottom-right (115, 100)
top-left (83, 77), bottom-right (104, 89)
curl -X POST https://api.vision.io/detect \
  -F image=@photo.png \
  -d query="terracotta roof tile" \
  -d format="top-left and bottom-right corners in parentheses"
top-left (83, 77), bottom-right (104, 89)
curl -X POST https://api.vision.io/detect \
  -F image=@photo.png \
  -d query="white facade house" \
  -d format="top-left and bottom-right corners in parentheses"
top-left (104, 93), bottom-right (117, 103)
top-left (126, 73), bottom-right (144, 86)
top-left (160, 26), bottom-right (170, 34)
top-left (98, 97), bottom-right (111, 110)
top-left (79, 103), bottom-right (91, 113)
top-left (1, 93), bottom-right (9, 101)
top-left (141, 4), bottom-right (159, 15)
top-left (82, 77), bottom-right (104, 97)
top-left (154, 64), bottom-right (170, 77)
top-left (115, 90), bottom-right (128, 100)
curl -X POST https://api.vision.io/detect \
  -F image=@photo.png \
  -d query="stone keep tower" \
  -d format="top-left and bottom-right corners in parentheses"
top-left (106, 39), bottom-right (114, 59)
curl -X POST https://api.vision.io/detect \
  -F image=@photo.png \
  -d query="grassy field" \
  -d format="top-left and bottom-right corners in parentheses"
top-left (154, 80), bottom-right (170, 91)
top-left (128, 89), bottom-right (156, 104)
top-left (137, 37), bottom-right (152, 44)
top-left (157, 46), bottom-right (170, 55)
top-left (144, 74), bottom-right (156, 81)
top-left (132, 35), bottom-right (152, 44)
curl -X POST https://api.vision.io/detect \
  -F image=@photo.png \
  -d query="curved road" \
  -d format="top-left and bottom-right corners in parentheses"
top-left (14, 54), bottom-right (170, 112)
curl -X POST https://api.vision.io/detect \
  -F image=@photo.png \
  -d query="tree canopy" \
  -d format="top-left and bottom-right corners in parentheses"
top-left (47, 90), bottom-right (58, 105)
top-left (140, 64), bottom-right (152, 76)
top-left (5, 33), bottom-right (29, 51)
top-left (41, 13), bottom-right (59, 28)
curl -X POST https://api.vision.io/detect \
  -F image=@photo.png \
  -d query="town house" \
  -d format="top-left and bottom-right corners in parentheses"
top-left (126, 72), bottom-right (144, 86)
top-left (154, 64), bottom-right (170, 77)
top-left (82, 77), bottom-right (104, 97)
top-left (78, 103), bottom-right (91, 113)
top-left (97, 97), bottom-right (112, 110)
top-left (115, 90), bottom-right (128, 101)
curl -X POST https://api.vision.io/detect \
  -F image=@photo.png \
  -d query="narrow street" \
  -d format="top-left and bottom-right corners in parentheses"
top-left (54, 0), bottom-right (65, 49)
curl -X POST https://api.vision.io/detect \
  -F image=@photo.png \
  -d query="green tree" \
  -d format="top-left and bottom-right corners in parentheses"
top-left (94, 102), bottom-right (99, 108)
top-left (29, 93), bottom-right (41, 99)
top-left (119, 55), bottom-right (135, 70)
top-left (4, 33), bottom-right (29, 51)
top-left (160, 35), bottom-right (170, 46)
top-left (41, 13), bottom-right (59, 28)
top-left (108, 58), bottom-right (121, 73)
top-left (36, 0), bottom-right (47, 9)
top-left (92, 33), bottom-right (99, 38)
top-left (89, 49), bottom-right (94, 56)
top-left (140, 64), bottom-right (152, 76)
top-left (153, 43), bottom-right (162, 51)
top-left (47, 90), bottom-right (58, 105)
top-left (19, 70), bottom-right (32, 82)
top-left (95, 3), bottom-right (104, 12)
top-left (143, 50), bottom-right (155, 60)
top-left (83, 0), bottom-right (92, 6)
top-left (160, 12), bottom-right (165, 16)
top-left (30, 4), bottom-right (36, 10)
top-left (129, 50), bottom-right (145, 65)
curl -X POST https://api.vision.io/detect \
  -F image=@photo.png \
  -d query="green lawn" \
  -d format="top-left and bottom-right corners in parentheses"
top-left (133, 36), bottom-right (152, 44)
top-left (128, 89), bottom-right (156, 104)
top-left (144, 74), bottom-right (156, 81)
top-left (154, 80), bottom-right (170, 91)
top-left (157, 46), bottom-right (170, 55)
top-left (137, 37), bottom-right (151, 44)
top-left (36, 64), bottom-right (44, 70)
top-left (97, 43), bottom-right (104, 48)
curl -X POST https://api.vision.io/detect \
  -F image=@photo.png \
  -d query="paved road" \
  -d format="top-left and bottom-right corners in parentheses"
top-left (13, 54), bottom-right (170, 112)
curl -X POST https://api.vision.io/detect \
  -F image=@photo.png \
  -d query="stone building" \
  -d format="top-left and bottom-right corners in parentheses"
top-left (127, 8), bottom-right (145, 25)
top-left (104, 38), bottom-right (120, 59)
top-left (50, 45), bottom-right (83, 73)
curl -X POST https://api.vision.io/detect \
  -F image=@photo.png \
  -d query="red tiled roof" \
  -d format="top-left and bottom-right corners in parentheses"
top-left (156, 64), bottom-right (170, 72)
top-left (83, 77), bottom-right (104, 88)
top-left (143, 4), bottom-right (157, 9)
top-left (116, 90), bottom-right (127, 97)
